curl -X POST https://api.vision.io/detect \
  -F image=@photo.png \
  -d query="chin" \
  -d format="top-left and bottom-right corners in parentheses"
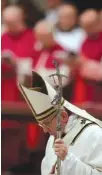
top-left (49, 131), bottom-right (56, 137)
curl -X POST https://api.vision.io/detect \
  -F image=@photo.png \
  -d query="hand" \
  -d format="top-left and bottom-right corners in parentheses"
top-left (54, 139), bottom-right (68, 161)
top-left (80, 58), bottom-right (102, 81)
top-left (2, 57), bottom-right (16, 66)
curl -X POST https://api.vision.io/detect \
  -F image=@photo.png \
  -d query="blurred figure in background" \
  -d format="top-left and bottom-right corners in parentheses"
top-left (99, 9), bottom-right (102, 30)
top-left (1, 0), bottom-right (9, 34)
top-left (1, 5), bottom-right (45, 173)
top-left (72, 9), bottom-right (102, 120)
top-left (2, 5), bottom-right (35, 101)
top-left (45, 0), bottom-right (62, 24)
top-left (33, 20), bottom-right (71, 98)
top-left (54, 2), bottom-right (86, 53)
top-left (54, 3), bottom-right (86, 102)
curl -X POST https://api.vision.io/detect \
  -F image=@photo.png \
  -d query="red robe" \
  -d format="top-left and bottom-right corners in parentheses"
top-left (32, 40), bottom-right (69, 86)
top-left (1, 29), bottom-right (41, 150)
top-left (1, 28), bottom-right (35, 101)
top-left (73, 32), bottom-right (102, 105)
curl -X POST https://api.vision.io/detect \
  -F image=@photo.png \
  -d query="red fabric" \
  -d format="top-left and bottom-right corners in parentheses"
top-left (73, 32), bottom-right (102, 105)
top-left (1, 29), bottom-right (40, 149)
top-left (1, 29), bottom-right (35, 102)
top-left (73, 76), bottom-right (86, 104)
top-left (26, 124), bottom-right (41, 150)
top-left (1, 29), bottom-right (35, 58)
top-left (1, 120), bottom-right (22, 129)
top-left (32, 41), bottom-right (67, 70)
top-left (1, 61), bottom-right (19, 101)
top-left (81, 32), bottom-right (102, 61)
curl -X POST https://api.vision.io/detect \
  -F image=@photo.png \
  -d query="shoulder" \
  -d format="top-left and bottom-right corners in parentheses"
top-left (24, 28), bottom-right (35, 39)
top-left (72, 123), bottom-right (102, 156)
top-left (79, 124), bottom-right (102, 144)
top-left (25, 28), bottom-right (33, 34)
top-left (1, 32), bottom-right (9, 39)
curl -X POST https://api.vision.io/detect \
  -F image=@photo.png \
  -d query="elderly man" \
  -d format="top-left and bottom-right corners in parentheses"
top-left (54, 3), bottom-right (86, 53)
top-left (1, 5), bottom-right (42, 157)
top-left (33, 20), bottom-right (69, 87)
top-left (2, 5), bottom-right (35, 86)
top-left (19, 71), bottom-right (102, 175)
top-left (32, 19), bottom-right (75, 101)
top-left (72, 9), bottom-right (102, 120)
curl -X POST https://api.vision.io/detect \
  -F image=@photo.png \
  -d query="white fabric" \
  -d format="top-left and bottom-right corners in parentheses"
top-left (64, 100), bottom-right (102, 128)
top-left (54, 28), bottom-right (86, 53)
top-left (17, 58), bottom-right (33, 83)
top-left (19, 84), bottom-right (53, 115)
top-left (19, 74), bottom-right (102, 127)
top-left (1, 49), bottom-right (33, 83)
top-left (1, 49), bottom-right (16, 59)
top-left (41, 115), bottom-right (102, 175)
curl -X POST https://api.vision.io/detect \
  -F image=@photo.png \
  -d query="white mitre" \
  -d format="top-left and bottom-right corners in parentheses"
top-left (18, 71), bottom-right (102, 127)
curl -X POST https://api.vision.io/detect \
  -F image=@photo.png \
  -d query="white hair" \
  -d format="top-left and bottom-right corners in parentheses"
top-left (2, 5), bottom-right (24, 20)
top-left (34, 20), bottom-right (55, 34)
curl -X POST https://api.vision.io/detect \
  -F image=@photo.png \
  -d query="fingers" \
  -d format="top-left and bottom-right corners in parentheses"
top-left (55, 147), bottom-right (67, 156)
top-left (55, 150), bottom-right (66, 161)
top-left (54, 139), bottom-right (64, 148)
top-left (54, 139), bottom-right (68, 161)
top-left (55, 138), bottom-right (64, 144)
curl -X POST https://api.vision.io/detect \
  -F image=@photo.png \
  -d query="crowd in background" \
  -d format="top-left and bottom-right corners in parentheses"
top-left (1, 0), bottom-right (102, 174)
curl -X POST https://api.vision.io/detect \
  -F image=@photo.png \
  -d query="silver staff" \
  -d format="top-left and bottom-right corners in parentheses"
top-left (49, 60), bottom-right (67, 175)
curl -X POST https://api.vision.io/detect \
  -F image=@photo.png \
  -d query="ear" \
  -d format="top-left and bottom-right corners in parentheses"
top-left (61, 110), bottom-right (68, 124)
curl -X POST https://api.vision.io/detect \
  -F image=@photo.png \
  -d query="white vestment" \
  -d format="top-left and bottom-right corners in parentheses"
top-left (41, 115), bottom-right (102, 175)
top-left (54, 28), bottom-right (86, 53)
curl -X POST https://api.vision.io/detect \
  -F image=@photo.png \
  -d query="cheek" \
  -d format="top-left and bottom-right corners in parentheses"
top-left (51, 121), bottom-right (57, 132)
top-left (8, 25), bottom-right (18, 32)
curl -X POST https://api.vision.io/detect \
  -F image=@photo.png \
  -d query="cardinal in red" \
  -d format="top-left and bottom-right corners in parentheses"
top-left (1, 5), bottom-right (41, 152)
top-left (72, 9), bottom-right (102, 120)
top-left (32, 20), bottom-right (69, 87)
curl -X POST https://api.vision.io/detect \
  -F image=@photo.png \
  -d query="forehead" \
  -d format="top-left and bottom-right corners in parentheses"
top-left (80, 18), bottom-right (99, 30)
top-left (58, 5), bottom-right (77, 16)
top-left (3, 7), bottom-right (23, 21)
top-left (80, 11), bottom-right (99, 25)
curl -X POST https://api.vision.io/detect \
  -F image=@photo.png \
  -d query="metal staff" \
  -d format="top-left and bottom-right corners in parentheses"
top-left (49, 60), bottom-right (67, 175)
